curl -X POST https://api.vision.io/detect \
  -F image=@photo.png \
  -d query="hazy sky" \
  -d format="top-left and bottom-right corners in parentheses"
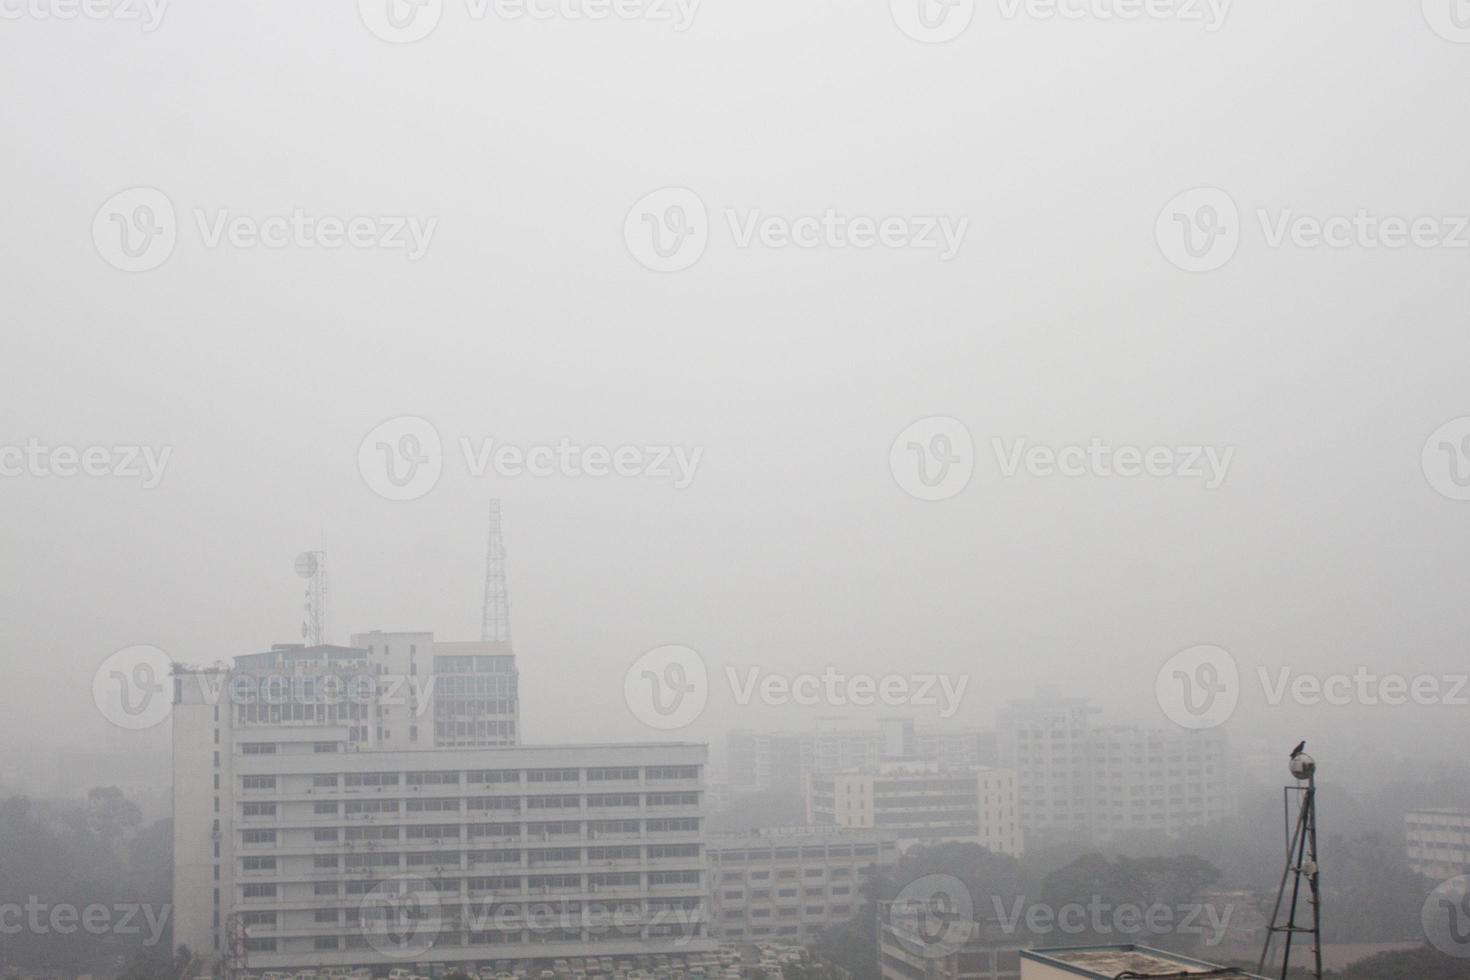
top-left (4, 0), bottom-right (1470, 772)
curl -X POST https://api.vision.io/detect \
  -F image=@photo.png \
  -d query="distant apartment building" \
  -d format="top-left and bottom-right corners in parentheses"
top-left (729, 720), bottom-right (996, 798)
top-left (998, 689), bottom-right (1230, 843)
top-left (172, 641), bottom-right (712, 974)
top-left (805, 762), bottom-right (1022, 857)
top-left (1086, 725), bottom-right (1231, 838)
top-left (707, 827), bottom-right (898, 942)
top-left (1406, 808), bottom-right (1470, 878)
top-left (996, 689), bottom-right (1094, 841)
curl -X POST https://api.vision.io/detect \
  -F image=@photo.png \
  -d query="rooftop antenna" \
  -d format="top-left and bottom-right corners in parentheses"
top-left (1257, 741), bottom-right (1323, 980)
top-left (481, 499), bottom-right (510, 644)
top-left (295, 551), bottom-right (329, 647)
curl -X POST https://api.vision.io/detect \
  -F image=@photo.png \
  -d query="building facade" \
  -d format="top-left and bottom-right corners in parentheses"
top-left (996, 689), bottom-right (1094, 842)
top-left (1406, 808), bottom-right (1470, 878)
top-left (728, 721), bottom-right (996, 799)
top-left (707, 827), bottom-right (898, 942)
top-left (998, 689), bottom-right (1231, 843)
top-left (805, 763), bottom-right (1022, 857)
top-left (878, 904), bottom-right (1026, 980)
top-left (172, 646), bottom-right (712, 973)
top-left (1085, 725), bottom-right (1230, 838)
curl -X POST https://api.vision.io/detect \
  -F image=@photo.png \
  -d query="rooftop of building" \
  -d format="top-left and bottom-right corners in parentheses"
top-left (1021, 945), bottom-right (1264, 978)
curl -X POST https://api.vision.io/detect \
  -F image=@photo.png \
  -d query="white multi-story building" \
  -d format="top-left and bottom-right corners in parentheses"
top-left (728, 721), bottom-right (995, 798)
top-left (1406, 808), bottom-right (1470, 878)
top-left (1085, 725), bottom-right (1230, 838)
top-left (707, 827), bottom-right (899, 942)
top-left (224, 634), bottom-right (519, 752)
top-left (996, 689), bottom-right (1094, 842)
top-left (172, 642), bottom-right (712, 974)
top-left (805, 763), bottom-right (1022, 857)
top-left (998, 689), bottom-right (1231, 843)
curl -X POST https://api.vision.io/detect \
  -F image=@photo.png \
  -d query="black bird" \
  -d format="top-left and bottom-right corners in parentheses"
top-left (1290, 740), bottom-right (1306, 758)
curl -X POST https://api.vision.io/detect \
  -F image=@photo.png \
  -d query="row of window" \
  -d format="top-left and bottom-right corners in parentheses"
top-left (241, 793), bottom-right (699, 817)
top-left (239, 870), bottom-right (703, 900)
top-left (242, 767), bottom-right (699, 790)
top-left (240, 844), bottom-right (702, 871)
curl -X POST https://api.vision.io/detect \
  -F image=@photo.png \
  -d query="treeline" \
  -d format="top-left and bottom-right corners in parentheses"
top-left (0, 788), bottom-right (171, 978)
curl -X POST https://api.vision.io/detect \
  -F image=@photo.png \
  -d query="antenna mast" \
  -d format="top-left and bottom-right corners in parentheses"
top-left (1258, 742), bottom-right (1323, 979)
top-left (295, 551), bottom-right (329, 646)
top-left (481, 499), bottom-right (510, 643)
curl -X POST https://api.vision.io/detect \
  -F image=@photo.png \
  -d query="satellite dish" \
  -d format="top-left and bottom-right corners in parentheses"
top-left (295, 552), bottom-right (319, 578)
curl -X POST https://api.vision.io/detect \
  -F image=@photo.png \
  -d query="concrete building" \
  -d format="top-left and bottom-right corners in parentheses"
top-left (707, 827), bottom-right (898, 942)
top-left (878, 903), bottom-right (1027, 980)
top-left (996, 689), bottom-right (1095, 842)
top-left (998, 689), bottom-right (1231, 843)
top-left (1406, 808), bottom-right (1470, 878)
top-left (172, 644), bottom-right (712, 973)
top-left (729, 721), bottom-right (996, 798)
top-left (1019, 946), bottom-right (1263, 979)
top-left (1086, 725), bottom-right (1230, 838)
top-left (805, 762), bottom-right (1022, 857)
